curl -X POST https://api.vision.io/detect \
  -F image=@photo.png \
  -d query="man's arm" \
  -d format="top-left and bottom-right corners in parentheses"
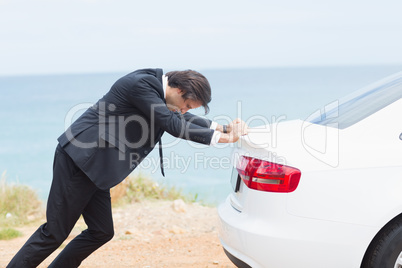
top-left (180, 112), bottom-right (212, 128)
top-left (126, 75), bottom-right (214, 145)
top-left (181, 113), bottom-right (248, 144)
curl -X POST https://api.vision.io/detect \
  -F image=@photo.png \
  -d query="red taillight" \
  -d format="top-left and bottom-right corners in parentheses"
top-left (236, 156), bottom-right (301, 193)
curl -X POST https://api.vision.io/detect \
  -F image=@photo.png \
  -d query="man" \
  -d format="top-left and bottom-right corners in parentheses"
top-left (7, 68), bottom-right (248, 267)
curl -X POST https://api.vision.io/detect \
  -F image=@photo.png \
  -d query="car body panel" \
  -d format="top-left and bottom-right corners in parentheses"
top-left (219, 190), bottom-right (379, 268)
top-left (218, 72), bottom-right (402, 267)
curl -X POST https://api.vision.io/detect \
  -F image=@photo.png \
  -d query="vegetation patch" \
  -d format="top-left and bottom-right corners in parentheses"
top-left (111, 174), bottom-right (199, 206)
top-left (0, 228), bottom-right (22, 240)
top-left (0, 172), bottom-right (44, 228)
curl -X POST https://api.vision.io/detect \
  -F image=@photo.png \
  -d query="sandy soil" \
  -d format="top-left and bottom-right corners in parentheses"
top-left (0, 200), bottom-right (236, 268)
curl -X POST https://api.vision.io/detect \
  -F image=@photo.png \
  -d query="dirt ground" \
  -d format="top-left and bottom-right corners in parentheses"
top-left (0, 200), bottom-right (236, 268)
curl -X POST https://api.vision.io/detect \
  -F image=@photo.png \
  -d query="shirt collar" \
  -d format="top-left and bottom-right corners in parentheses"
top-left (162, 74), bottom-right (168, 99)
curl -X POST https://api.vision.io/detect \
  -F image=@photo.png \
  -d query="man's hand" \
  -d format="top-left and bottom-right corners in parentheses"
top-left (228, 118), bottom-right (248, 134)
top-left (218, 118), bottom-right (248, 143)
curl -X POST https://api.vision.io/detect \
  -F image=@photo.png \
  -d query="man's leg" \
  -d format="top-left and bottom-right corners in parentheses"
top-left (48, 188), bottom-right (114, 267)
top-left (7, 145), bottom-right (99, 268)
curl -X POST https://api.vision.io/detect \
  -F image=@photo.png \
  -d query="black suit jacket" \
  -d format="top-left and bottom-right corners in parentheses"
top-left (58, 68), bottom-right (214, 189)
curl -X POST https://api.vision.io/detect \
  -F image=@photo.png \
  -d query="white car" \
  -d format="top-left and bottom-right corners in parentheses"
top-left (218, 71), bottom-right (402, 268)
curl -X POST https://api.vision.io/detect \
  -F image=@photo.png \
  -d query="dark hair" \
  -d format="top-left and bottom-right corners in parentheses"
top-left (165, 70), bottom-right (211, 114)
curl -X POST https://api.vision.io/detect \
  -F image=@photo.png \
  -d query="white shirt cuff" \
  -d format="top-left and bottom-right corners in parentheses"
top-left (209, 121), bottom-right (220, 146)
top-left (210, 130), bottom-right (221, 146)
top-left (209, 121), bottom-right (218, 130)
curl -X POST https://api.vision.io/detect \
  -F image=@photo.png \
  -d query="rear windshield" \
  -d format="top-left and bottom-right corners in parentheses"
top-left (309, 71), bottom-right (402, 129)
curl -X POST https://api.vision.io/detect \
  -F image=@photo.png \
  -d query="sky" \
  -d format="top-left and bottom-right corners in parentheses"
top-left (1, 0), bottom-right (402, 76)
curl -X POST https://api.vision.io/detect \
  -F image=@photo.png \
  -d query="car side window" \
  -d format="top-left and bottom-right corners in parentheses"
top-left (310, 72), bottom-right (402, 129)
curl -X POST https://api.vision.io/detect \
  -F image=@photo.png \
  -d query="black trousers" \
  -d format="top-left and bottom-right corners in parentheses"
top-left (7, 144), bottom-right (114, 268)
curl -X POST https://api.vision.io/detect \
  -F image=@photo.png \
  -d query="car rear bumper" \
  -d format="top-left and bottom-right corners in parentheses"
top-left (222, 247), bottom-right (252, 268)
top-left (218, 195), bottom-right (376, 268)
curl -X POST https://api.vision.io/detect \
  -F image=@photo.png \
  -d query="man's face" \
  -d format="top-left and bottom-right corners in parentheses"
top-left (166, 88), bottom-right (202, 114)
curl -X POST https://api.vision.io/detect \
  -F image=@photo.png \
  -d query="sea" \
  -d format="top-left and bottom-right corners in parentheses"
top-left (1, 65), bottom-right (401, 205)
